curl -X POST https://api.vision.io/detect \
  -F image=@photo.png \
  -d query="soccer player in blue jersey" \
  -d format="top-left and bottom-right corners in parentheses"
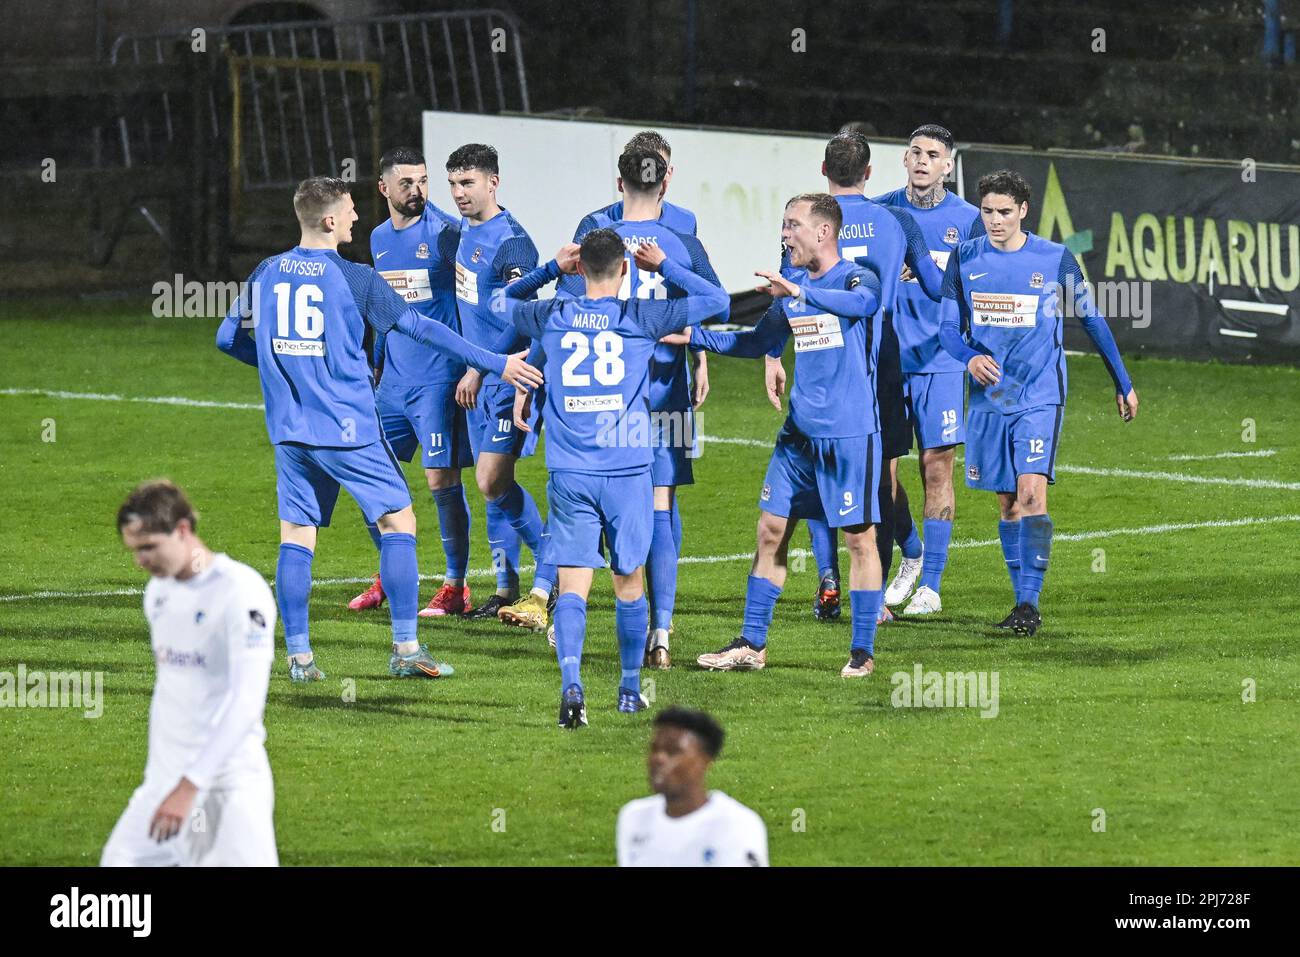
top-left (591, 130), bottom-right (699, 236)
top-left (215, 176), bottom-right (542, 680)
top-left (562, 146), bottom-right (723, 670)
top-left (875, 124), bottom-right (985, 616)
top-left (762, 132), bottom-right (943, 626)
top-left (445, 143), bottom-right (558, 630)
top-left (679, 194), bottom-right (886, 677)
top-left (939, 170), bottom-right (1139, 635)
top-left (502, 229), bottom-right (729, 726)
top-left (345, 147), bottom-right (478, 619)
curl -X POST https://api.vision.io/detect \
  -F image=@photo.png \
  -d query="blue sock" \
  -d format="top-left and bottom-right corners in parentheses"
top-left (670, 498), bottom-right (683, 555)
top-left (532, 521), bottom-right (556, 597)
top-left (850, 589), bottom-right (883, 654)
top-left (486, 501), bottom-right (520, 593)
top-left (432, 485), bottom-right (471, 581)
top-left (1016, 514), bottom-right (1053, 608)
top-left (998, 520), bottom-right (1021, 597)
top-left (364, 521), bottom-right (382, 553)
top-left (276, 543), bottom-right (314, 656)
top-left (808, 519), bottom-right (840, 580)
top-left (895, 502), bottom-right (921, 557)
top-left (490, 482), bottom-right (555, 592)
top-left (554, 593), bottom-right (587, 691)
top-left (379, 532), bottom-right (419, 644)
top-left (647, 510), bottom-right (678, 632)
top-left (616, 596), bottom-right (649, 692)
top-left (918, 519), bottom-right (952, 592)
top-left (741, 575), bottom-right (783, 649)
top-left (898, 523), bottom-right (922, 560)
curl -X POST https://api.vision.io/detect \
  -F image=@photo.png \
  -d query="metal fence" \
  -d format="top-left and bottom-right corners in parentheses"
top-left (105, 9), bottom-right (530, 173)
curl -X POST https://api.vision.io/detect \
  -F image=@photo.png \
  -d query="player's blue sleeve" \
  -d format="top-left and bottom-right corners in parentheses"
top-left (391, 308), bottom-right (507, 376)
top-left (506, 259), bottom-right (560, 301)
top-left (797, 269), bottom-right (881, 320)
top-left (938, 250), bottom-right (982, 366)
top-left (509, 299), bottom-right (555, 341)
top-left (692, 300), bottom-right (789, 358)
top-left (1059, 251), bottom-right (1133, 395)
top-left (496, 235), bottom-right (540, 287)
top-left (629, 258), bottom-right (730, 340)
top-left (571, 212), bottom-right (602, 243)
top-left (214, 260), bottom-right (267, 366)
top-left (886, 207), bottom-right (943, 301)
top-left (966, 215), bottom-right (986, 239)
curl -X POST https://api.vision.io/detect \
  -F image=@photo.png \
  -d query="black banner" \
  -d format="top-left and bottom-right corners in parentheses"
top-left (959, 148), bottom-right (1300, 363)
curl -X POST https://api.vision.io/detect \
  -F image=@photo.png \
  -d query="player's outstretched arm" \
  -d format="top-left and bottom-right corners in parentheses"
top-left (685, 300), bottom-right (789, 359)
top-left (891, 206), bottom-right (944, 301)
top-left (794, 269), bottom-right (882, 320)
top-left (631, 243), bottom-right (731, 339)
top-left (1059, 252), bottom-right (1137, 420)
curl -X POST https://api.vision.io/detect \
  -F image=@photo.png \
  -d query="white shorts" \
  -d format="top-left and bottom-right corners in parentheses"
top-left (101, 769), bottom-right (278, 867)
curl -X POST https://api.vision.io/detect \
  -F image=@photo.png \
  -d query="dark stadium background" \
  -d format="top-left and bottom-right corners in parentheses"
top-left (2, 0), bottom-right (1297, 357)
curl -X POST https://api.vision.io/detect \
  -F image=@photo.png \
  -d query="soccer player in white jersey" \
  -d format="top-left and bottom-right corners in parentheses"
top-left (102, 480), bottom-right (279, 867)
top-left (616, 708), bottom-right (768, 867)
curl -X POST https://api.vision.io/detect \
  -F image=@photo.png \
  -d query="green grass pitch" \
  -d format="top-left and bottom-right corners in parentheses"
top-left (2, 299), bottom-right (1298, 865)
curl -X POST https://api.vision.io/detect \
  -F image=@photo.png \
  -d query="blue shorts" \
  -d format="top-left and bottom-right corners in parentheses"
top-left (547, 469), bottom-right (653, 574)
top-left (964, 404), bottom-right (1064, 492)
top-left (651, 407), bottom-right (697, 488)
top-left (760, 422), bottom-right (882, 529)
top-left (377, 381), bottom-right (474, 470)
top-left (906, 371), bottom-right (966, 449)
top-left (467, 381), bottom-right (539, 459)
top-left (274, 440), bottom-right (412, 527)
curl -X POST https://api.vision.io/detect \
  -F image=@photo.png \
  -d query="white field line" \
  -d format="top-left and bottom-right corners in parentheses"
top-left (5, 513), bottom-right (1298, 604)
top-left (5, 386), bottom-right (1298, 488)
top-left (1168, 449), bottom-right (1277, 461)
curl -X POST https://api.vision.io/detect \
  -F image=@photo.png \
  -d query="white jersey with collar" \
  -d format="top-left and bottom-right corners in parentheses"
top-left (616, 790), bottom-right (769, 867)
top-left (141, 553), bottom-right (276, 789)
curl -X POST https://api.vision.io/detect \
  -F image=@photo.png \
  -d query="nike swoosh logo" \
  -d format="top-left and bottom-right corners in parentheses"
top-left (942, 426), bottom-right (958, 437)
top-left (1026, 454), bottom-right (1045, 463)
top-left (491, 435), bottom-right (511, 443)
top-left (968, 272), bottom-right (988, 280)
top-left (1035, 555), bottom-right (1048, 562)
top-left (838, 505), bottom-right (858, 516)
top-left (376, 251), bottom-right (389, 260)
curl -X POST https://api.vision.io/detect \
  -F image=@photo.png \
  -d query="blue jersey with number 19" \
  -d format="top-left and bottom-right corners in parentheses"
top-left (874, 188), bottom-right (982, 374)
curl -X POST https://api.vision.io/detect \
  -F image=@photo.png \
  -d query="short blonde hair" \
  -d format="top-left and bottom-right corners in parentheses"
top-left (293, 176), bottom-right (351, 227)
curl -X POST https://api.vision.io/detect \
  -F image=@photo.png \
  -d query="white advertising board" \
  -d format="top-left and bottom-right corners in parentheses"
top-left (423, 113), bottom-right (909, 293)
